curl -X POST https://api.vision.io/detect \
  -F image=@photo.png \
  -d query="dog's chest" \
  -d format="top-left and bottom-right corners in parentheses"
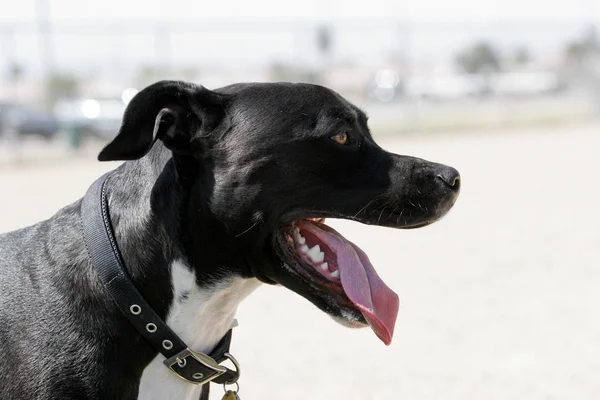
top-left (138, 261), bottom-right (260, 400)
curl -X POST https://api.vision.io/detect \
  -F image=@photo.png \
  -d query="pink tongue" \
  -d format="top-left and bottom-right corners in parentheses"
top-left (301, 222), bottom-right (400, 345)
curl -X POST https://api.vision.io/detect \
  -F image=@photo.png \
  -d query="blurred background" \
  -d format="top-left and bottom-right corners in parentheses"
top-left (1, 1), bottom-right (599, 399)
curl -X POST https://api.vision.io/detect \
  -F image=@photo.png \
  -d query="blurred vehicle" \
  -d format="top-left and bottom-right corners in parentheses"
top-left (405, 73), bottom-right (486, 100)
top-left (0, 102), bottom-right (59, 139)
top-left (366, 69), bottom-right (404, 102)
top-left (367, 69), bottom-right (492, 102)
top-left (490, 71), bottom-right (564, 97)
top-left (53, 93), bottom-right (133, 139)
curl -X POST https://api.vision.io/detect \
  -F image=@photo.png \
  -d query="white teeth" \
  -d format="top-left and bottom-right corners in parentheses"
top-left (293, 228), bottom-right (307, 245)
top-left (307, 245), bottom-right (321, 261)
top-left (301, 245), bottom-right (309, 253)
top-left (308, 245), bottom-right (324, 263)
top-left (320, 262), bottom-right (329, 271)
top-left (330, 270), bottom-right (340, 278)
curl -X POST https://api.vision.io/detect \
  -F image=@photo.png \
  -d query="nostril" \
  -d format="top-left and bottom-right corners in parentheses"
top-left (436, 167), bottom-right (461, 190)
top-left (439, 174), bottom-right (460, 187)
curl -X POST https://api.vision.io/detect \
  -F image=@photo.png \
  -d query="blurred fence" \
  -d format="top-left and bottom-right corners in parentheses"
top-left (1, 19), bottom-right (600, 164)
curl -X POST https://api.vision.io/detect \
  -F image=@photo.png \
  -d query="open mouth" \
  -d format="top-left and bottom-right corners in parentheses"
top-left (277, 218), bottom-right (399, 345)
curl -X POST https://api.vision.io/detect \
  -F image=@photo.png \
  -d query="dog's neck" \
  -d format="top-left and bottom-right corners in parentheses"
top-left (102, 145), bottom-right (261, 398)
top-left (165, 260), bottom-right (260, 352)
top-left (138, 260), bottom-right (260, 400)
top-left (104, 144), bottom-right (244, 302)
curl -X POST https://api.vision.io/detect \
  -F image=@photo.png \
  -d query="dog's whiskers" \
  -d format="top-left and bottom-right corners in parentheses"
top-left (352, 194), bottom-right (384, 219)
top-left (395, 209), bottom-right (405, 225)
top-left (378, 205), bottom-right (389, 223)
top-left (235, 222), bottom-right (259, 238)
top-left (369, 197), bottom-right (394, 217)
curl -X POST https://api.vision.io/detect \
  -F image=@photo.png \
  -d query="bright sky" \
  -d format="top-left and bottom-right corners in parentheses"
top-left (0, 0), bottom-right (598, 77)
top-left (0, 0), bottom-right (599, 22)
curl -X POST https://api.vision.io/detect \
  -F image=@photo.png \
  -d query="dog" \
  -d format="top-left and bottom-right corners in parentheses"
top-left (0, 80), bottom-right (460, 399)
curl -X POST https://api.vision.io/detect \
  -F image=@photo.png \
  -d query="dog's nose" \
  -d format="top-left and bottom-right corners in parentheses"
top-left (436, 166), bottom-right (461, 191)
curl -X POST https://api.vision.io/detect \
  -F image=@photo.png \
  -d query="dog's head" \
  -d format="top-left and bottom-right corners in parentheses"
top-left (99, 80), bottom-right (460, 345)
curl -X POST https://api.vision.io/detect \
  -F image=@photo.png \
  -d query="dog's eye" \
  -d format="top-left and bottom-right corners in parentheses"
top-left (330, 131), bottom-right (349, 145)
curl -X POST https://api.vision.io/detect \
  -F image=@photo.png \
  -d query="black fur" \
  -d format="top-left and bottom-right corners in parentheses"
top-left (0, 81), bottom-right (460, 399)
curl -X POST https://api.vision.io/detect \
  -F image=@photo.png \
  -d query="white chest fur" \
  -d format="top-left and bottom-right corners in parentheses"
top-left (137, 261), bottom-right (261, 400)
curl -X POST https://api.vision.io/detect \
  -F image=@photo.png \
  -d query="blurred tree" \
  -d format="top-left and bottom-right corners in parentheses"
top-left (136, 66), bottom-right (172, 87)
top-left (46, 74), bottom-right (79, 103)
top-left (514, 47), bottom-right (531, 66)
top-left (9, 63), bottom-right (24, 81)
top-left (269, 62), bottom-right (290, 81)
top-left (317, 25), bottom-right (332, 56)
top-left (455, 41), bottom-right (501, 74)
top-left (7, 63), bottom-right (25, 103)
top-left (564, 25), bottom-right (599, 65)
top-left (179, 67), bottom-right (198, 81)
top-left (315, 25), bottom-right (333, 84)
top-left (268, 62), bottom-right (316, 82)
top-left (137, 66), bottom-right (159, 85)
top-left (562, 25), bottom-right (600, 114)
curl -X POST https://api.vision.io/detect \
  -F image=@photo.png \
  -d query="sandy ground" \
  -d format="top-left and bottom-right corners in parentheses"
top-left (1, 125), bottom-right (599, 399)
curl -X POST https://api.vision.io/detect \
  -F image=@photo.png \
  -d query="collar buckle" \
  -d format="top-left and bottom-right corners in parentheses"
top-left (164, 348), bottom-right (227, 385)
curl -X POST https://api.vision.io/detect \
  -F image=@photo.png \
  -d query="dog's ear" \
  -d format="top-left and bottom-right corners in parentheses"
top-left (98, 80), bottom-right (229, 161)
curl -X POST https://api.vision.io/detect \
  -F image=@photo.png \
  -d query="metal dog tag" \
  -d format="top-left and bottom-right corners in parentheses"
top-left (221, 390), bottom-right (240, 400)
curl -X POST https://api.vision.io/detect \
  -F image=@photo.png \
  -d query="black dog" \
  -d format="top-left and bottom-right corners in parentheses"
top-left (0, 81), bottom-right (460, 399)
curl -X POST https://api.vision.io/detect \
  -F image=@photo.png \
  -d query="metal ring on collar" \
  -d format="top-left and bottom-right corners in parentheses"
top-left (192, 372), bottom-right (204, 380)
top-left (223, 381), bottom-right (240, 394)
top-left (130, 304), bottom-right (141, 315)
top-left (221, 352), bottom-right (241, 384)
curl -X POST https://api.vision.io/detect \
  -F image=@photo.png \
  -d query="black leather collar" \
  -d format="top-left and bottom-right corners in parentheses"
top-left (81, 172), bottom-right (240, 399)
